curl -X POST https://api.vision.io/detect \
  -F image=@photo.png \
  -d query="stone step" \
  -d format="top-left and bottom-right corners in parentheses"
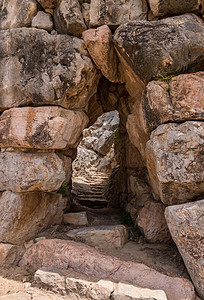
top-left (77, 198), bottom-right (108, 208)
top-left (73, 178), bottom-right (109, 184)
top-left (76, 196), bottom-right (108, 201)
top-left (75, 189), bottom-right (104, 195)
top-left (76, 194), bottom-right (105, 199)
top-left (66, 225), bottom-right (128, 249)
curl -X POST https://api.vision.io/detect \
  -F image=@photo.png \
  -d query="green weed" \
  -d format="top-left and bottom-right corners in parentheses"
top-left (57, 184), bottom-right (69, 195)
top-left (121, 211), bottom-right (134, 227)
top-left (121, 211), bottom-right (142, 243)
top-left (155, 72), bottom-right (173, 83)
top-left (114, 126), bottom-right (121, 144)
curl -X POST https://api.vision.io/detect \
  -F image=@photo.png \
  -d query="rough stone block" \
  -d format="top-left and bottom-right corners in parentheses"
top-left (83, 25), bottom-right (119, 82)
top-left (32, 11), bottom-right (53, 32)
top-left (142, 72), bottom-right (204, 133)
top-left (114, 14), bottom-right (204, 84)
top-left (0, 28), bottom-right (100, 110)
top-left (165, 200), bottom-right (204, 299)
top-left (66, 225), bottom-right (128, 248)
top-left (0, 243), bottom-right (20, 265)
top-left (63, 212), bottom-right (88, 226)
top-left (148, 0), bottom-right (204, 17)
top-left (136, 201), bottom-right (171, 243)
top-left (54, 0), bottom-right (87, 37)
top-left (0, 152), bottom-right (66, 192)
top-left (0, 191), bottom-right (65, 245)
top-left (0, 0), bottom-right (38, 30)
top-left (112, 282), bottom-right (167, 300)
top-left (90, 0), bottom-right (147, 28)
top-left (146, 122), bottom-right (204, 205)
top-left (0, 107), bottom-right (88, 150)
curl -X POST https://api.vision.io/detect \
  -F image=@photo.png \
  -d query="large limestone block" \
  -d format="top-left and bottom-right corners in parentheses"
top-left (0, 152), bottom-right (66, 192)
top-left (66, 225), bottom-right (128, 248)
top-left (0, 0), bottom-right (38, 30)
top-left (82, 25), bottom-right (119, 82)
top-left (0, 243), bottom-right (20, 265)
top-left (114, 14), bottom-right (204, 84)
top-left (127, 72), bottom-right (204, 159)
top-left (112, 282), bottom-right (167, 300)
top-left (0, 28), bottom-right (100, 110)
top-left (63, 212), bottom-right (88, 225)
top-left (136, 201), bottom-right (171, 243)
top-left (0, 107), bottom-right (88, 150)
top-left (165, 200), bottom-right (204, 299)
top-left (54, 0), bottom-right (87, 37)
top-left (149, 0), bottom-right (204, 17)
top-left (90, 0), bottom-right (147, 28)
top-left (31, 11), bottom-right (53, 32)
top-left (146, 122), bottom-right (204, 205)
top-left (126, 112), bottom-right (149, 160)
top-left (0, 191), bottom-right (65, 245)
top-left (142, 72), bottom-right (204, 133)
top-left (19, 239), bottom-right (195, 300)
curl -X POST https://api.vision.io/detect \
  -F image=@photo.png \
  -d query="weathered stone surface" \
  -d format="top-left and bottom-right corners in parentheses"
top-left (82, 3), bottom-right (90, 27)
top-left (0, 152), bottom-right (65, 192)
top-left (114, 14), bottom-right (204, 84)
top-left (142, 72), bottom-right (204, 134)
top-left (31, 11), bottom-right (53, 31)
top-left (37, 0), bottom-right (58, 9)
top-left (73, 111), bottom-right (119, 177)
top-left (126, 112), bottom-right (149, 160)
top-left (66, 225), bottom-right (128, 248)
top-left (0, 28), bottom-right (100, 110)
top-left (0, 191), bottom-right (65, 245)
top-left (90, 0), bottom-right (147, 28)
top-left (65, 278), bottom-right (113, 299)
top-left (165, 200), bottom-right (204, 299)
top-left (64, 212), bottom-right (88, 225)
top-left (136, 201), bottom-right (171, 243)
top-left (146, 122), bottom-right (204, 205)
top-left (73, 145), bottom-right (115, 175)
top-left (20, 239), bottom-right (122, 277)
top-left (0, 243), bottom-right (20, 265)
top-left (0, 107), bottom-right (88, 150)
top-left (19, 239), bottom-right (195, 300)
top-left (34, 268), bottom-right (65, 291)
top-left (0, 0), bottom-right (38, 30)
top-left (148, 0), bottom-right (204, 17)
top-left (34, 268), bottom-right (167, 300)
top-left (81, 111), bottom-right (119, 156)
top-left (112, 282), bottom-right (167, 300)
top-left (83, 25), bottom-right (119, 82)
top-left (126, 171), bottom-right (152, 220)
top-left (54, 0), bottom-right (87, 37)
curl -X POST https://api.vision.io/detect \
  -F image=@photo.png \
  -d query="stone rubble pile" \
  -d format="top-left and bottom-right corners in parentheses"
top-left (0, 0), bottom-right (204, 298)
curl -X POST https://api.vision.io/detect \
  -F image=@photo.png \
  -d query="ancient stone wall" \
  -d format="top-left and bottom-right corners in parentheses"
top-left (0, 0), bottom-right (204, 297)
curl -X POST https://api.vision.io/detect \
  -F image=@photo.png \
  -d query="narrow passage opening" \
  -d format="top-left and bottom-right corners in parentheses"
top-left (72, 110), bottom-right (119, 210)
